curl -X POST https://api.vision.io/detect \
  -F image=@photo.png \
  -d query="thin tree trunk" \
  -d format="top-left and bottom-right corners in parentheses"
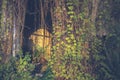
top-left (91, 0), bottom-right (100, 23)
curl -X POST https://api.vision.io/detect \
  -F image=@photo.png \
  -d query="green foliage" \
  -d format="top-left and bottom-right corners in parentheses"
top-left (0, 57), bottom-right (16, 80)
top-left (32, 46), bottom-right (55, 80)
top-left (90, 37), bottom-right (104, 62)
top-left (39, 67), bottom-right (55, 80)
top-left (110, 23), bottom-right (120, 36)
top-left (0, 50), bottom-right (55, 80)
top-left (49, 0), bottom-right (95, 79)
top-left (50, 41), bottom-right (95, 79)
top-left (16, 53), bottom-right (35, 80)
top-left (98, 35), bottom-right (120, 80)
top-left (90, 1), bottom-right (120, 78)
top-left (33, 45), bottom-right (46, 62)
top-left (0, 52), bottom-right (36, 80)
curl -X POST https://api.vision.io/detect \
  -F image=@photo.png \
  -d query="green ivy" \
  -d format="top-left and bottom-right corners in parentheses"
top-left (49, 0), bottom-right (95, 80)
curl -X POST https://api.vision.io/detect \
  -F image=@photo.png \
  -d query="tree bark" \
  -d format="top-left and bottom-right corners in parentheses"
top-left (91, 0), bottom-right (100, 23)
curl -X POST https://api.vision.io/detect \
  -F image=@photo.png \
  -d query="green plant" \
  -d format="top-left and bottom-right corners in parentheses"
top-left (49, 0), bottom-right (95, 79)
top-left (0, 57), bottom-right (16, 80)
top-left (0, 51), bottom-right (36, 80)
top-left (39, 67), bottom-right (55, 80)
top-left (98, 35), bottom-right (120, 80)
top-left (32, 45), bottom-right (46, 63)
top-left (15, 52), bottom-right (35, 80)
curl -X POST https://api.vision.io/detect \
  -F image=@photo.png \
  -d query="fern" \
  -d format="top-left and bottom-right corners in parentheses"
top-left (99, 35), bottom-right (120, 80)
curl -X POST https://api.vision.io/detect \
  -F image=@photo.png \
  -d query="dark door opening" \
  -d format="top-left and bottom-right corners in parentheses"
top-left (22, 0), bottom-right (52, 53)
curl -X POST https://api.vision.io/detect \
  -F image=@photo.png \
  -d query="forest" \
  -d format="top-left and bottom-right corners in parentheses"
top-left (0, 0), bottom-right (120, 80)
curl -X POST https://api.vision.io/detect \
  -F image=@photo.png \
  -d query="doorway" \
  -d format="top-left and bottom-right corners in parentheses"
top-left (22, 0), bottom-right (52, 55)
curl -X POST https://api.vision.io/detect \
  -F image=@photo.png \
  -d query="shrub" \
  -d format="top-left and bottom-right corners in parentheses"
top-left (0, 52), bottom-right (36, 80)
top-left (98, 35), bottom-right (120, 80)
top-left (0, 49), bottom-right (55, 80)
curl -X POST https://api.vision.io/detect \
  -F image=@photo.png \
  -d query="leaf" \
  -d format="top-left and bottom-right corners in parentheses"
top-left (68, 5), bottom-right (74, 10)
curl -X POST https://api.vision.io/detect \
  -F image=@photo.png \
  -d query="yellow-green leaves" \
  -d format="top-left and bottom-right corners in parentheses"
top-left (68, 6), bottom-right (74, 11)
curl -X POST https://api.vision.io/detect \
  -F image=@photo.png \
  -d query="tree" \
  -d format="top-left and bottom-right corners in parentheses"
top-left (0, 0), bottom-right (27, 58)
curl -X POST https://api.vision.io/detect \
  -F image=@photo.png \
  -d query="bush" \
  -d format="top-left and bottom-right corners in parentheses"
top-left (0, 49), bottom-right (55, 80)
top-left (98, 35), bottom-right (120, 80)
top-left (0, 52), bottom-right (36, 80)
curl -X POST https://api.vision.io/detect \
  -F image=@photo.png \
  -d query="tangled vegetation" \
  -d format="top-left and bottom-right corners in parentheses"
top-left (0, 0), bottom-right (120, 80)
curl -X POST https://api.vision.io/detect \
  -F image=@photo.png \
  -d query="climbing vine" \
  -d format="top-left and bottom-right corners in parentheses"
top-left (49, 0), bottom-right (95, 79)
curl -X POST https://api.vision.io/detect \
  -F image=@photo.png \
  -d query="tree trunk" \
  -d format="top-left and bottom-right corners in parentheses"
top-left (91, 0), bottom-right (100, 23)
top-left (0, 0), bottom-right (27, 58)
